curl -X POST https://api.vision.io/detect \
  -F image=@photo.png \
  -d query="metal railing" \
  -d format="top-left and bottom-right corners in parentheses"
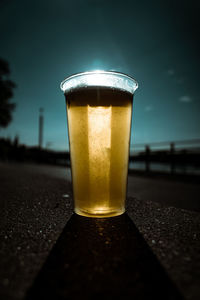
top-left (129, 139), bottom-right (200, 175)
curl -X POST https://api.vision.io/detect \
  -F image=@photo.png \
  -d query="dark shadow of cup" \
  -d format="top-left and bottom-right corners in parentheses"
top-left (26, 213), bottom-right (183, 300)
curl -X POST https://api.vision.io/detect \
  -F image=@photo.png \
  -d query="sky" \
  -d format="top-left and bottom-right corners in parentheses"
top-left (0, 0), bottom-right (200, 151)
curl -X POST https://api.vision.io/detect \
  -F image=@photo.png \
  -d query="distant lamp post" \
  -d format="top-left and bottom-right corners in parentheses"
top-left (38, 108), bottom-right (44, 149)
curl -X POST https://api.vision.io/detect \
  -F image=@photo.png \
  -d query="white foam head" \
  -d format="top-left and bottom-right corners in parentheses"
top-left (60, 70), bottom-right (138, 95)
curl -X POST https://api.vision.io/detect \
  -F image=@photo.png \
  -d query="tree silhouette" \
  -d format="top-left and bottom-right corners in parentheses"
top-left (0, 58), bottom-right (16, 128)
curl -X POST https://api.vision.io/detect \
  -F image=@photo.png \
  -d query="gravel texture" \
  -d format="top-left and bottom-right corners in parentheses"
top-left (127, 197), bottom-right (200, 300)
top-left (0, 162), bottom-right (199, 300)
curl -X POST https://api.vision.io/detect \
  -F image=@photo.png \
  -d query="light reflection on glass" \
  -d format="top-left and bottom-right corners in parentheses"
top-left (88, 106), bottom-right (111, 212)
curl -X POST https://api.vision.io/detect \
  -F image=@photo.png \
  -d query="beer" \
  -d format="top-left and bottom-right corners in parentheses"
top-left (65, 86), bottom-right (133, 217)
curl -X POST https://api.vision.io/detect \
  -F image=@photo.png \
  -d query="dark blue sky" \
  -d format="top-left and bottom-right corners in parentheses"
top-left (0, 0), bottom-right (200, 150)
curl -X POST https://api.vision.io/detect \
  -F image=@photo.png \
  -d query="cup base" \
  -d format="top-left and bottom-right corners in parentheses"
top-left (74, 208), bottom-right (125, 218)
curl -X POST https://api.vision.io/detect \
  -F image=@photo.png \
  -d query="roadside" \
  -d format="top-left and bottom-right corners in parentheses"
top-left (4, 162), bottom-right (199, 212)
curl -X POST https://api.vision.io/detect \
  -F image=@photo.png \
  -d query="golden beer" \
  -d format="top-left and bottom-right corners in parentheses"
top-left (61, 71), bottom-right (138, 217)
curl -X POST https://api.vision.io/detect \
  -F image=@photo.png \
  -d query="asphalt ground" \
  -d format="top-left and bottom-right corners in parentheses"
top-left (0, 162), bottom-right (199, 300)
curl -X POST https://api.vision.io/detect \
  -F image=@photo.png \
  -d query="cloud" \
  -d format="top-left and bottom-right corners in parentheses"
top-left (145, 105), bottom-right (153, 112)
top-left (167, 69), bottom-right (174, 76)
top-left (179, 95), bottom-right (192, 103)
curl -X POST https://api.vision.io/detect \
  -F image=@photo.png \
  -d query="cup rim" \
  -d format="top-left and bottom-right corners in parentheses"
top-left (60, 70), bottom-right (138, 94)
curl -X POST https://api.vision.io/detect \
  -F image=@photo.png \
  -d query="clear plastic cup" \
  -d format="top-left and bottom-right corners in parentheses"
top-left (60, 71), bottom-right (138, 217)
